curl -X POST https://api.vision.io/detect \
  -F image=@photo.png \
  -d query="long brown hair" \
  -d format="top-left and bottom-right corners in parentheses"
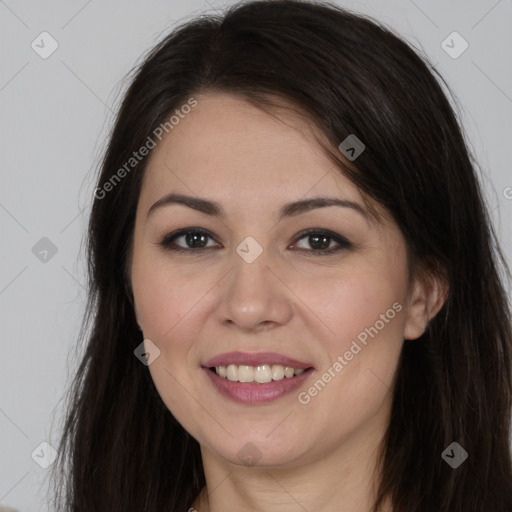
top-left (52, 1), bottom-right (512, 510)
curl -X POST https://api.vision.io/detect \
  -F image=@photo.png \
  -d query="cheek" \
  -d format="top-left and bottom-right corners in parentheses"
top-left (300, 260), bottom-right (408, 349)
top-left (131, 252), bottom-right (220, 366)
top-left (301, 256), bottom-right (408, 409)
top-left (132, 250), bottom-right (193, 335)
top-left (334, 280), bottom-right (404, 339)
top-left (131, 256), bottom-right (207, 431)
top-left (296, 277), bottom-right (406, 440)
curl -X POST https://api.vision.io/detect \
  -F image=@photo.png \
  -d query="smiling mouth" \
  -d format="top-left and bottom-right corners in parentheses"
top-left (208, 364), bottom-right (313, 383)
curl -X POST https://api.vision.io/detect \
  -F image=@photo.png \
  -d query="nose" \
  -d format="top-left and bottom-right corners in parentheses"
top-left (216, 243), bottom-right (294, 333)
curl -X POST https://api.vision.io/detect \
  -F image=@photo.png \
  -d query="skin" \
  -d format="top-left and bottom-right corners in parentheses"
top-left (130, 92), bottom-right (447, 512)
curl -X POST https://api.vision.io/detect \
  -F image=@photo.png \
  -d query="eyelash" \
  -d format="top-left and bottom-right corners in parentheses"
top-left (158, 228), bottom-right (352, 256)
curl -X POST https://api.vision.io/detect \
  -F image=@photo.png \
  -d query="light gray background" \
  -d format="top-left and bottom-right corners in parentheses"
top-left (0, 1), bottom-right (511, 510)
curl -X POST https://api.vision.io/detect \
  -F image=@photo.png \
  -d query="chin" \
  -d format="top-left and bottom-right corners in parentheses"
top-left (204, 430), bottom-right (310, 468)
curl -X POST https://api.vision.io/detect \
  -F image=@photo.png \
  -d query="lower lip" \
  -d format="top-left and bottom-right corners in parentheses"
top-left (202, 367), bottom-right (314, 404)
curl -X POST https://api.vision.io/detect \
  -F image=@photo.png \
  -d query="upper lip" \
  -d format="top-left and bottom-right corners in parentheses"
top-left (203, 351), bottom-right (314, 369)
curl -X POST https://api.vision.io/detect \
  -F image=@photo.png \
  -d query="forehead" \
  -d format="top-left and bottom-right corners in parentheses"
top-left (141, 92), bottom-right (366, 208)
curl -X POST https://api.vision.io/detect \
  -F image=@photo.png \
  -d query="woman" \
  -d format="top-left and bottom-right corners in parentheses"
top-left (52, 1), bottom-right (512, 510)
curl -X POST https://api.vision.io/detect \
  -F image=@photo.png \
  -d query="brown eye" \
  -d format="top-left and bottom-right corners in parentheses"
top-left (291, 229), bottom-right (352, 255)
top-left (159, 227), bottom-right (352, 256)
top-left (160, 228), bottom-right (219, 253)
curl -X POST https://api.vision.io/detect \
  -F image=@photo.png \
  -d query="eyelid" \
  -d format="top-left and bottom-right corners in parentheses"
top-left (289, 228), bottom-right (351, 252)
top-left (159, 227), bottom-right (218, 250)
top-left (158, 227), bottom-right (353, 255)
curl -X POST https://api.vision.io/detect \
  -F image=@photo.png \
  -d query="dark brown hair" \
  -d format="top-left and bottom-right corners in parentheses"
top-left (52, 1), bottom-right (512, 510)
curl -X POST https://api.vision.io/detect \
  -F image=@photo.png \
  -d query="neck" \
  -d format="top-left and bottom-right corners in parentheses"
top-left (191, 412), bottom-right (392, 512)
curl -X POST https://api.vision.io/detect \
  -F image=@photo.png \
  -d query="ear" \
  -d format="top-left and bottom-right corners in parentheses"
top-left (403, 271), bottom-right (449, 340)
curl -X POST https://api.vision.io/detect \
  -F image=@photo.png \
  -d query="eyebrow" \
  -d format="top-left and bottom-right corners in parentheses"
top-left (146, 193), bottom-right (369, 222)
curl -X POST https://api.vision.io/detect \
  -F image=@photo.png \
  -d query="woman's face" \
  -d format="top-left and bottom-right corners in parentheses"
top-left (131, 92), bottom-right (424, 468)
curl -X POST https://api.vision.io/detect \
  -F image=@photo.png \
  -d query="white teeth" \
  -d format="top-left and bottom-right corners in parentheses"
top-left (226, 364), bottom-right (238, 381)
top-left (271, 364), bottom-right (285, 380)
top-left (238, 365), bottom-right (254, 382)
top-left (255, 365), bottom-right (272, 383)
top-left (214, 364), bottom-right (307, 382)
